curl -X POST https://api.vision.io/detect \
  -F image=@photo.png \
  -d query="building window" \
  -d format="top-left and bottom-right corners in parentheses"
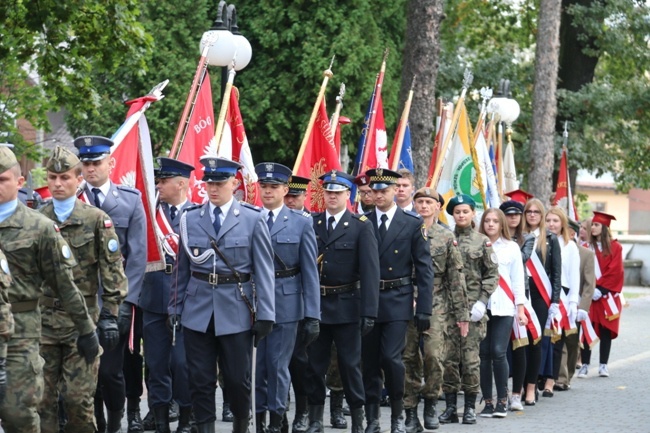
top-left (590, 202), bottom-right (606, 212)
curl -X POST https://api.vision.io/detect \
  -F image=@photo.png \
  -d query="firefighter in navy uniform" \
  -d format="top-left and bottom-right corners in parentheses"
top-left (304, 170), bottom-right (380, 433)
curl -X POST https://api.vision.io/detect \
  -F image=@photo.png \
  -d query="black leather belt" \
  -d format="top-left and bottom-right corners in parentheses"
top-left (275, 268), bottom-right (300, 279)
top-left (165, 263), bottom-right (174, 274)
top-left (191, 272), bottom-right (251, 285)
top-left (320, 281), bottom-right (361, 296)
top-left (379, 276), bottom-right (412, 290)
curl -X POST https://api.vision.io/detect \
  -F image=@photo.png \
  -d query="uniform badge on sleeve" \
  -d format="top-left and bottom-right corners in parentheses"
top-left (108, 239), bottom-right (119, 253)
top-left (62, 245), bottom-right (72, 259)
top-left (53, 224), bottom-right (60, 233)
top-left (421, 224), bottom-right (428, 241)
top-left (104, 219), bottom-right (113, 228)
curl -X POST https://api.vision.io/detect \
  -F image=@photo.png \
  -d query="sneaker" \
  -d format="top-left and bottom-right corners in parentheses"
top-left (480, 401), bottom-right (494, 418)
top-left (577, 364), bottom-right (589, 378)
top-left (493, 400), bottom-right (507, 418)
top-left (599, 364), bottom-right (610, 377)
top-left (509, 395), bottom-right (524, 412)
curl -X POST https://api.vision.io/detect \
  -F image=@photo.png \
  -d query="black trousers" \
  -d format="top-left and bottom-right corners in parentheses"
top-left (124, 306), bottom-right (144, 409)
top-left (183, 319), bottom-right (253, 424)
top-left (581, 325), bottom-right (613, 365)
top-left (525, 285), bottom-right (549, 385)
top-left (479, 313), bottom-right (513, 400)
top-left (289, 321), bottom-right (309, 398)
top-left (305, 323), bottom-right (365, 409)
top-left (362, 320), bottom-right (409, 404)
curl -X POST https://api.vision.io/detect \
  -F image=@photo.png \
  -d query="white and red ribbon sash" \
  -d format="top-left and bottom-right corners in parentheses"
top-left (499, 276), bottom-right (515, 302)
top-left (526, 253), bottom-right (552, 307)
top-left (155, 204), bottom-right (179, 257)
top-left (579, 319), bottom-right (599, 349)
top-left (78, 190), bottom-right (90, 204)
top-left (523, 302), bottom-right (542, 344)
top-left (603, 293), bottom-right (620, 321)
top-left (503, 276), bottom-right (530, 349)
top-left (558, 288), bottom-right (578, 335)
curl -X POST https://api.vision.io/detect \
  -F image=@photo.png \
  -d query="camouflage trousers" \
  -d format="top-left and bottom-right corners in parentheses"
top-left (326, 342), bottom-right (343, 392)
top-left (442, 316), bottom-right (485, 395)
top-left (403, 313), bottom-right (447, 408)
top-left (39, 326), bottom-right (100, 433)
top-left (0, 337), bottom-right (44, 433)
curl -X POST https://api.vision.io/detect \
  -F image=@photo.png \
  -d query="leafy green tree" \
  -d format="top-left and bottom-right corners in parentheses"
top-left (0, 0), bottom-right (151, 156)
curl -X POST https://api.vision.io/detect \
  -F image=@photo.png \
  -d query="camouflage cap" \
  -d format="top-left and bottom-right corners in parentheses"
top-left (0, 146), bottom-right (19, 173)
top-left (47, 146), bottom-right (81, 173)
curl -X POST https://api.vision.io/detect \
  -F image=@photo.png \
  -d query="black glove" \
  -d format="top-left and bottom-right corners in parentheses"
top-left (414, 313), bottom-right (431, 333)
top-left (0, 357), bottom-right (6, 405)
top-left (167, 314), bottom-right (182, 334)
top-left (77, 331), bottom-right (100, 364)
top-left (359, 317), bottom-right (375, 337)
top-left (596, 285), bottom-right (611, 296)
top-left (252, 320), bottom-right (274, 347)
top-left (301, 318), bottom-right (320, 347)
top-left (117, 302), bottom-right (134, 336)
top-left (97, 308), bottom-right (120, 352)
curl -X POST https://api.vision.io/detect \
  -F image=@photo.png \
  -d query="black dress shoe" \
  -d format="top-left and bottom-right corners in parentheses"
top-left (222, 403), bottom-right (234, 423)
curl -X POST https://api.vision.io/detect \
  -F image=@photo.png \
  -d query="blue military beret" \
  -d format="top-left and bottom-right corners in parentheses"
top-left (74, 135), bottom-right (114, 161)
top-left (255, 162), bottom-right (292, 184)
top-left (199, 156), bottom-right (242, 182)
top-left (156, 157), bottom-right (195, 179)
top-left (319, 170), bottom-right (354, 191)
top-left (446, 194), bottom-right (476, 215)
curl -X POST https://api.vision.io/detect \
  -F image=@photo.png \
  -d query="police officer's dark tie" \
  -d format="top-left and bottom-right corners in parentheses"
top-left (213, 207), bottom-right (222, 236)
top-left (170, 205), bottom-right (177, 221)
top-left (267, 210), bottom-right (274, 231)
top-left (379, 213), bottom-right (388, 241)
top-left (327, 216), bottom-right (335, 236)
top-left (91, 188), bottom-right (102, 208)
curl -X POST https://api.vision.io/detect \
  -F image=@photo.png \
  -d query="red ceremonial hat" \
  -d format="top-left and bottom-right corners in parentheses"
top-left (592, 211), bottom-right (616, 227)
top-left (354, 173), bottom-right (370, 186)
top-left (505, 188), bottom-right (534, 205)
top-left (35, 185), bottom-right (52, 200)
top-left (339, 116), bottom-right (351, 125)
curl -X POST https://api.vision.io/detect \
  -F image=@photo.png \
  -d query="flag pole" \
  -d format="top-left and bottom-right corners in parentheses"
top-left (390, 76), bottom-right (415, 171)
top-left (429, 69), bottom-right (474, 190)
top-left (562, 120), bottom-right (570, 216)
top-left (471, 87), bottom-right (493, 209)
top-left (359, 49), bottom-right (389, 173)
top-left (214, 64), bottom-right (237, 154)
top-left (293, 57), bottom-right (335, 172)
top-left (169, 46), bottom-right (211, 159)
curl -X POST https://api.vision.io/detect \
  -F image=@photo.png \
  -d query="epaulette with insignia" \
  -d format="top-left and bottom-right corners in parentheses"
top-left (184, 204), bottom-right (201, 212)
top-left (290, 209), bottom-right (311, 218)
top-left (352, 214), bottom-right (368, 222)
top-left (404, 210), bottom-right (422, 219)
top-left (240, 202), bottom-right (262, 212)
top-left (116, 185), bottom-right (141, 195)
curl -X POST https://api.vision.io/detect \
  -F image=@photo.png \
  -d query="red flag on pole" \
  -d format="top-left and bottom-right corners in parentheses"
top-left (218, 87), bottom-right (260, 206)
top-left (294, 99), bottom-right (341, 212)
top-left (176, 73), bottom-right (215, 204)
top-left (553, 147), bottom-right (578, 220)
top-left (110, 96), bottom-right (165, 272)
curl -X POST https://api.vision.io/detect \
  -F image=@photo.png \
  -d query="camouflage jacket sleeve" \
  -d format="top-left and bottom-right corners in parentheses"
top-left (41, 226), bottom-right (95, 336)
top-left (479, 241), bottom-right (500, 305)
top-left (446, 237), bottom-right (469, 322)
top-left (96, 213), bottom-right (127, 315)
top-left (0, 255), bottom-right (14, 358)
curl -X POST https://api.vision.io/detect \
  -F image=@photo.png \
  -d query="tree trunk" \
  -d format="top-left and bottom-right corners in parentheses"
top-left (529, 0), bottom-right (562, 205)
top-left (400, 0), bottom-right (445, 188)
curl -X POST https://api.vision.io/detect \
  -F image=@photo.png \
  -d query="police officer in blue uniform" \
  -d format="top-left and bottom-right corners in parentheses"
top-left (75, 135), bottom-right (148, 433)
top-left (254, 163), bottom-right (320, 433)
top-left (169, 156), bottom-right (275, 433)
top-left (304, 170), bottom-right (380, 433)
top-left (362, 168), bottom-right (434, 433)
top-left (140, 158), bottom-right (195, 433)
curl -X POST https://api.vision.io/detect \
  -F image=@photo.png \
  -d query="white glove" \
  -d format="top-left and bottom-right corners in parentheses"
top-left (593, 288), bottom-right (602, 301)
top-left (576, 309), bottom-right (589, 322)
top-left (568, 302), bottom-right (578, 324)
top-left (470, 301), bottom-right (487, 322)
top-left (548, 303), bottom-right (560, 320)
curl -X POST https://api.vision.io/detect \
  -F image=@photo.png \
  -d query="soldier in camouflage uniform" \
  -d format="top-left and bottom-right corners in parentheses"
top-left (0, 248), bottom-right (15, 407)
top-left (438, 195), bottom-right (498, 425)
top-left (38, 146), bottom-right (127, 433)
top-left (403, 188), bottom-right (468, 433)
top-left (0, 145), bottom-right (99, 433)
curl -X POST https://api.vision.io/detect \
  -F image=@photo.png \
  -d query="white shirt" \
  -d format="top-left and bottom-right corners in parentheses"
top-left (560, 238), bottom-right (581, 305)
top-left (209, 197), bottom-right (234, 226)
top-left (263, 204), bottom-right (284, 224)
top-left (488, 237), bottom-right (526, 316)
top-left (375, 203), bottom-right (398, 230)
top-left (89, 180), bottom-right (111, 207)
top-left (325, 208), bottom-right (346, 231)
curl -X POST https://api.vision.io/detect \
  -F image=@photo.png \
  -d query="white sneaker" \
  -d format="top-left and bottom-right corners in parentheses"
top-left (577, 364), bottom-right (589, 378)
top-left (509, 395), bottom-right (524, 411)
top-left (599, 364), bottom-right (610, 377)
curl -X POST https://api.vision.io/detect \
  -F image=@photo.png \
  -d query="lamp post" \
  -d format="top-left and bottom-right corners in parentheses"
top-left (200, 1), bottom-right (253, 97)
top-left (488, 79), bottom-right (521, 194)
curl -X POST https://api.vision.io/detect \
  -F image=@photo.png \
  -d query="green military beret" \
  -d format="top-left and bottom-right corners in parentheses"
top-left (47, 146), bottom-right (81, 173)
top-left (0, 146), bottom-right (19, 174)
top-left (568, 218), bottom-right (580, 233)
top-left (446, 194), bottom-right (476, 215)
